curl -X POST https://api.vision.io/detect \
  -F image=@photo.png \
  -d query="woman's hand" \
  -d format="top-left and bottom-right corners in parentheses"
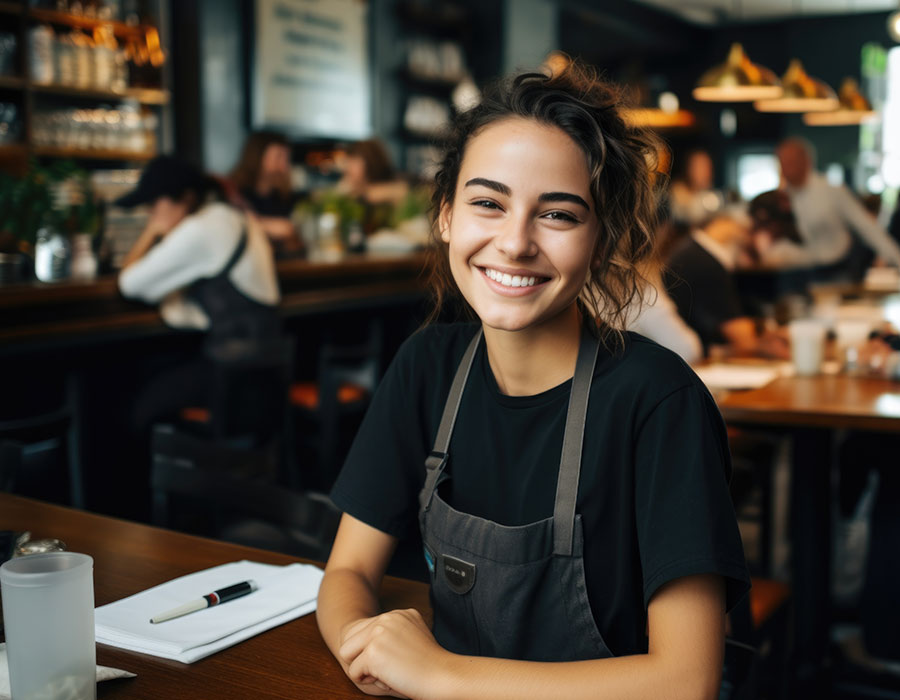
top-left (338, 609), bottom-right (455, 700)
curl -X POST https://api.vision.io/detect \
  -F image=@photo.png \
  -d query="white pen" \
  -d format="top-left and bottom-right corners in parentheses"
top-left (149, 580), bottom-right (258, 624)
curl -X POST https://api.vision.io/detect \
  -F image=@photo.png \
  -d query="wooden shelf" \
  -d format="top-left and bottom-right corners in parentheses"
top-left (0, 142), bottom-right (27, 157)
top-left (31, 83), bottom-right (169, 104)
top-left (0, 75), bottom-right (25, 90)
top-left (0, 2), bottom-right (23, 16)
top-left (32, 145), bottom-right (155, 161)
top-left (28, 8), bottom-right (151, 38)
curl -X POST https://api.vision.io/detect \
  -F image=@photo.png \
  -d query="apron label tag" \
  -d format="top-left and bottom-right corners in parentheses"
top-left (441, 554), bottom-right (476, 595)
top-left (424, 545), bottom-right (436, 575)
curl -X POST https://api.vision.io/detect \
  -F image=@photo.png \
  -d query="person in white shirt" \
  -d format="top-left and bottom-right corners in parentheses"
top-left (116, 156), bottom-right (281, 433)
top-left (759, 138), bottom-right (900, 278)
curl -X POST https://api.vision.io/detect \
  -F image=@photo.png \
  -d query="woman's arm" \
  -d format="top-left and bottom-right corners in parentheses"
top-left (316, 513), bottom-right (400, 695)
top-left (338, 573), bottom-right (726, 700)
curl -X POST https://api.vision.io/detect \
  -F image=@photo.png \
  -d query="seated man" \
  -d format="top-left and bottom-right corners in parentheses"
top-left (664, 213), bottom-right (788, 358)
top-left (758, 138), bottom-right (900, 281)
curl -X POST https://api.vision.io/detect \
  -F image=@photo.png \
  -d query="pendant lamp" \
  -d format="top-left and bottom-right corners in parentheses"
top-left (802, 78), bottom-right (877, 126)
top-left (693, 43), bottom-right (782, 102)
top-left (754, 59), bottom-right (839, 112)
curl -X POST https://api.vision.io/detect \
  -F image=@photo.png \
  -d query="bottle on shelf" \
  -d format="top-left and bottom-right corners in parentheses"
top-left (29, 24), bottom-right (56, 85)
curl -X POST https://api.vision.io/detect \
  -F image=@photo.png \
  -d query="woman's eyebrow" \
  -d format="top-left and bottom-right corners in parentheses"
top-left (538, 192), bottom-right (591, 211)
top-left (464, 177), bottom-right (511, 196)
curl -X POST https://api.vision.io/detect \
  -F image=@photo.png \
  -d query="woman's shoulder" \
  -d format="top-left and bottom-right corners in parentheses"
top-left (606, 331), bottom-right (707, 397)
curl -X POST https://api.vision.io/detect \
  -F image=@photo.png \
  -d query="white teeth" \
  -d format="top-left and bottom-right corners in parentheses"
top-left (484, 268), bottom-right (540, 288)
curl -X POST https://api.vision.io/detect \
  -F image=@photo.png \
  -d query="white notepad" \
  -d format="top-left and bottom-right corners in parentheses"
top-left (95, 560), bottom-right (323, 663)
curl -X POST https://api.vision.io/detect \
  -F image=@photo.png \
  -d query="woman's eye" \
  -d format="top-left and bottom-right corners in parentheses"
top-left (471, 199), bottom-right (501, 210)
top-left (543, 210), bottom-right (579, 223)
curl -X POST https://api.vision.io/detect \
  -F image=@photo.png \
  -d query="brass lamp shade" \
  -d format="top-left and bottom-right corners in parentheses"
top-left (802, 77), bottom-right (877, 126)
top-left (693, 43), bottom-right (783, 102)
top-left (754, 59), bottom-right (839, 112)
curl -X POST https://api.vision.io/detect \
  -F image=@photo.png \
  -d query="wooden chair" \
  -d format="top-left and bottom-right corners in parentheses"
top-left (290, 320), bottom-right (383, 491)
top-left (150, 424), bottom-right (341, 562)
top-left (0, 375), bottom-right (83, 508)
top-left (725, 578), bottom-right (792, 700)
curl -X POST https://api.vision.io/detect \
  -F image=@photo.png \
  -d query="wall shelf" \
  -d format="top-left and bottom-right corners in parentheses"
top-left (31, 83), bottom-right (169, 105)
top-left (0, 4), bottom-right (168, 172)
top-left (0, 2), bottom-right (23, 16)
top-left (28, 8), bottom-right (152, 39)
top-left (0, 75), bottom-right (25, 90)
top-left (31, 145), bottom-right (155, 161)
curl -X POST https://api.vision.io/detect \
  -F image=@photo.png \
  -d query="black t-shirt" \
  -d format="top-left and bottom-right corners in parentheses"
top-left (331, 323), bottom-right (750, 657)
top-left (664, 236), bottom-right (744, 350)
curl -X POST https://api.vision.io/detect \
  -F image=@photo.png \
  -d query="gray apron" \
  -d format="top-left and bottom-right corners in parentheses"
top-left (418, 327), bottom-right (614, 661)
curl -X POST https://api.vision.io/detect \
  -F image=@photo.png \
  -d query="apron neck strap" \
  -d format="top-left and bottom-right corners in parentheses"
top-left (552, 328), bottom-right (600, 557)
top-left (420, 328), bottom-right (483, 510)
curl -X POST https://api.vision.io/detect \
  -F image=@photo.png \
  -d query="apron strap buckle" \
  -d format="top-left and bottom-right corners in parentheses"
top-left (425, 451), bottom-right (448, 472)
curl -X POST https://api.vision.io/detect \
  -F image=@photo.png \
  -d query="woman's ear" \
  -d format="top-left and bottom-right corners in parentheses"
top-left (438, 201), bottom-right (452, 243)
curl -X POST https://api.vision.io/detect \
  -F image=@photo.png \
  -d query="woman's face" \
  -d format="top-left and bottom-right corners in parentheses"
top-left (149, 196), bottom-right (191, 232)
top-left (687, 151), bottom-right (713, 190)
top-left (343, 154), bottom-right (367, 192)
top-left (440, 117), bottom-right (599, 334)
top-left (260, 143), bottom-right (291, 179)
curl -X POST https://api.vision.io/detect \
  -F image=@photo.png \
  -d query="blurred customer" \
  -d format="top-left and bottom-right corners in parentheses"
top-left (757, 138), bottom-right (900, 279)
top-left (228, 130), bottom-right (300, 254)
top-left (621, 205), bottom-right (703, 364)
top-left (889, 205), bottom-right (900, 248)
top-left (337, 139), bottom-right (409, 233)
top-left (624, 268), bottom-right (704, 364)
top-left (117, 155), bottom-right (281, 429)
top-left (669, 148), bottom-right (724, 228)
top-left (665, 213), bottom-right (789, 358)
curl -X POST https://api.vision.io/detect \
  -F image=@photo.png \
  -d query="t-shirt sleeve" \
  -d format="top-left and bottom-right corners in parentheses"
top-left (329, 334), bottom-right (429, 539)
top-left (633, 383), bottom-right (750, 612)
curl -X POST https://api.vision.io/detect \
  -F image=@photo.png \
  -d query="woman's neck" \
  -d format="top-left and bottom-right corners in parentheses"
top-left (482, 305), bottom-right (584, 397)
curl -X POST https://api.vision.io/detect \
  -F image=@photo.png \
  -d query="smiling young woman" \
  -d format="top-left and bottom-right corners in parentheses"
top-left (316, 62), bottom-right (750, 700)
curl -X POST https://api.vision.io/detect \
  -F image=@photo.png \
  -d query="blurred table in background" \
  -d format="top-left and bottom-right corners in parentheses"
top-left (718, 372), bottom-right (900, 692)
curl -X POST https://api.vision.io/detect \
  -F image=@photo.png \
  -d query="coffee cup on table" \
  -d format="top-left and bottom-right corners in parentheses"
top-left (0, 552), bottom-right (96, 700)
top-left (788, 319), bottom-right (827, 376)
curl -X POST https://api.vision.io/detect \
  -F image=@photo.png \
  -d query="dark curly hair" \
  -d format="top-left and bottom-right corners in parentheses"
top-left (427, 61), bottom-right (666, 347)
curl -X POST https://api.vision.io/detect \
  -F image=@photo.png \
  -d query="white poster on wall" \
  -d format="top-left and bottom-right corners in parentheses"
top-left (253, 0), bottom-right (371, 139)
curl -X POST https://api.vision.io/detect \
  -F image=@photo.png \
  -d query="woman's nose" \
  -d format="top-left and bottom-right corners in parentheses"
top-left (494, 215), bottom-right (537, 259)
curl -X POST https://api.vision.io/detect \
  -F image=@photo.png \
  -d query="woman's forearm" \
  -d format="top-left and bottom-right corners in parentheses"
top-left (120, 224), bottom-right (163, 269)
top-left (437, 651), bottom-right (721, 700)
top-left (316, 567), bottom-right (382, 661)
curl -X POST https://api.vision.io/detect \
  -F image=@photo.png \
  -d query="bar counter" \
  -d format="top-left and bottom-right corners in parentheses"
top-left (0, 251), bottom-right (430, 356)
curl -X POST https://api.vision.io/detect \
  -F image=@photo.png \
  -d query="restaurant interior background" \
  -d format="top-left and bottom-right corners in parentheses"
top-left (3, 0), bottom-right (900, 697)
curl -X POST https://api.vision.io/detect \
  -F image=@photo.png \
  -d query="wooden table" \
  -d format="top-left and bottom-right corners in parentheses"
top-left (718, 373), bottom-right (900, 690)
top-left (0, 494), bottom-right (431, 699)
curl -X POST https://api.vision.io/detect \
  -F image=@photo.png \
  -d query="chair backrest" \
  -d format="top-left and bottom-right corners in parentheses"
top-left (150, 425), bottom-right (341, 562)
top-left (206, 336), bottom-right (294, 445)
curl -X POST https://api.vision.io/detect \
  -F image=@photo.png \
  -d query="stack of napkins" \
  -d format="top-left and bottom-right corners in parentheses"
top-left (95, 560), bottom-right (323, 663)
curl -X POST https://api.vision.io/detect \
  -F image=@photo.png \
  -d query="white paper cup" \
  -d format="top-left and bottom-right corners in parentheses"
top-left (789, 319), bottom-right (827, 376)
top-left (1, 552), bottom-right (96, 700)
top-left (834, 319), bottom-right (872, 369)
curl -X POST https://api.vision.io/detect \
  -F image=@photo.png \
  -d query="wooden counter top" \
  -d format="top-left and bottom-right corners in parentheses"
top-left (0, 252), bottom-right (430, 353)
